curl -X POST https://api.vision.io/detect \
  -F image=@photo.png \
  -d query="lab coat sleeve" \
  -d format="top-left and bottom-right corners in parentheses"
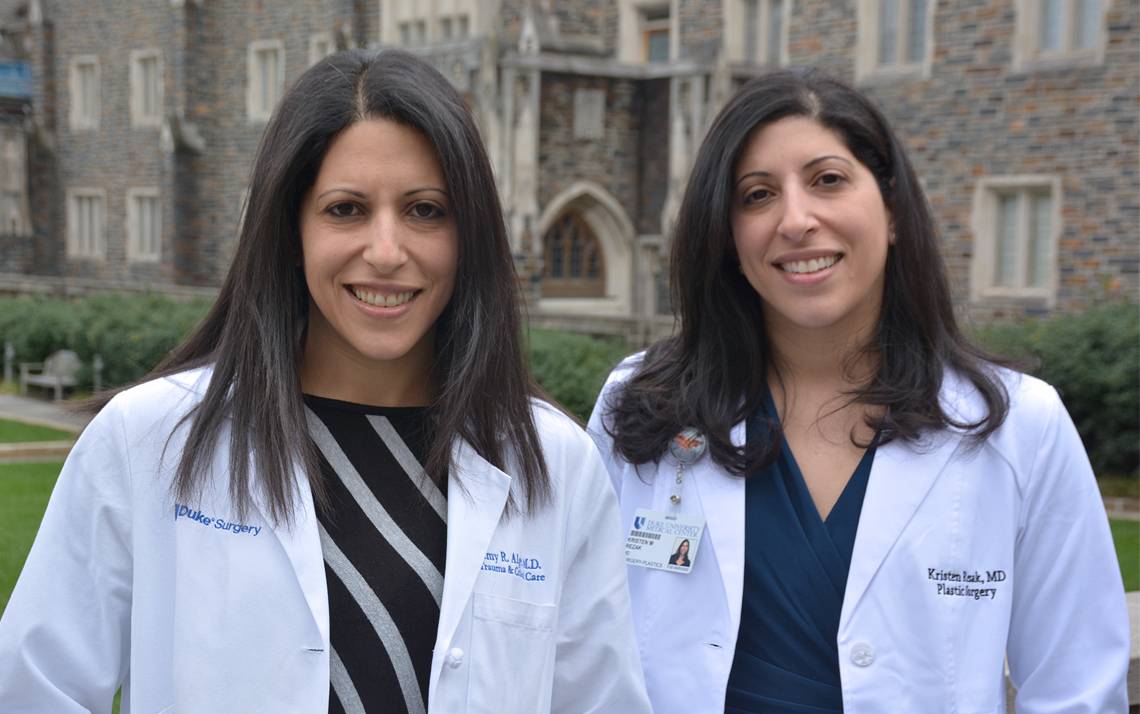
top-left (0, 402), bottom-right (134, 712)
top-left (1005, 386), bottom-right (1130, 713)
top-left (586, 357), bottom-right (639, 497)
top-left (548, 436), bottom-right (651, 713)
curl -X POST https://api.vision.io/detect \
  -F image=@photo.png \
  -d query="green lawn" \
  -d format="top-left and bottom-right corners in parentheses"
top-left (0, 461), bottom-right (62, 612)
top-left (1111, 519), bottom-right (1140, 591)
top-left (0, 418), bottom-right (74, 443)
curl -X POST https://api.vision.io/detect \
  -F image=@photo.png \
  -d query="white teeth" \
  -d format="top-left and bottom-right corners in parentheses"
top-left (350, 286), bottom-right (416, 307)
top-left (781, 255), bottom-right (839, 274)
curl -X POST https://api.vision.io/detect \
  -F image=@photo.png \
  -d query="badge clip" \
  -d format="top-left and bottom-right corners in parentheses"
top-left (667, 428), bottom-right (706, 505)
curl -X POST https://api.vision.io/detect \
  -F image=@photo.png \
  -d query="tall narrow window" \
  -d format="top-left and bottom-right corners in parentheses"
top-left (737, 0), bottom-right (788, 66)
top-left (127, 189), bottom-right (161, 263)
top-left (972, 178), bottom-right (1059, 303)
top-left (130, 50), bottom-right (163, 127)
top-left (69, 56), bottom-right (100, 130)
top-left (309, 33), bottom-right (335, 66)
top-left (542, 213), bottom-right (606, 298)
top-left (642, 6), bottom-right (671, 63)
top-left (874, 0), bottom-right (927, 68)
top-left (66, 189), bottom-right (105, 259)
top-left (766, 0), bottom-right (784, 65)
top-left (247, 41), bottom-right (284, 122)
top-left (1019, 0), bottom-right (1106, 66)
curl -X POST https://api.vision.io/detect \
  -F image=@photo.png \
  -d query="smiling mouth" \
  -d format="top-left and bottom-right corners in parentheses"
top-left (348, 285), bottom-right (420, 308)
top-left (778, 255), bottom-right (841, 274)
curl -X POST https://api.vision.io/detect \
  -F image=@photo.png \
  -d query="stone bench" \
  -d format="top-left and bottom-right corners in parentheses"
top-left (19, 349), bottom-right (81, 401)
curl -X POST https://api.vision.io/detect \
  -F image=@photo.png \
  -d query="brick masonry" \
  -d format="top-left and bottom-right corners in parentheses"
top-left (4, 0), bottom-right (1137, 323)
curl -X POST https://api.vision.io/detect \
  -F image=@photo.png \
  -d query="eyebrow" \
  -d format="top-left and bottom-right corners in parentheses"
top-left (314, 186), bottom-right (449, 201)
top-left (735, 154), bottom-right (855, 186)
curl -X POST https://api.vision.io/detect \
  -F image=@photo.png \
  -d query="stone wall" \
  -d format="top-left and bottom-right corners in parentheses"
top-left (677, 0), bottom-right (722, 63)
top-left (538, 72), bottom-right (640, 223)
top-left (636, 78), bottom-right (669, 234)
top-left (8, 0), bottom-right (1137, 323)
top-left (793, 0), bottom-right (1139, 318)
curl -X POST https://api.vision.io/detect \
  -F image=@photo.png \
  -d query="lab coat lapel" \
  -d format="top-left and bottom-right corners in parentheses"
top-left (429, 439), bottom-right (512, 697)
top-left (251, 462), bottom-right (329, 646)
top-left (691, 418), bottom-right (748, 635)
top-left (840, 426), bottom-right (965, 629)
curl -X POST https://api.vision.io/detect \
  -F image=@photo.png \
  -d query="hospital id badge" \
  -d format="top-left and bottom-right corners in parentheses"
top-left (624, 508), bottom-right (705, 574)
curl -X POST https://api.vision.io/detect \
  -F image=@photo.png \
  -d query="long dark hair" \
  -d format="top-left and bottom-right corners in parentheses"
top-left (606, 68), bottom-right (1009, 473)
top-left (96, 50), bottom-right (550, 522)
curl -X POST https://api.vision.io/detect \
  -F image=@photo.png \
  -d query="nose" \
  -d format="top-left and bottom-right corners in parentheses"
top-left (361, 212), bottom-right (408, 273)
top-left (776, 184), bottom-right (820, 242)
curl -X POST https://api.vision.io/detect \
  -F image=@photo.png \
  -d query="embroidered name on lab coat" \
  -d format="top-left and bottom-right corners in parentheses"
top-left (927, 567), bottom-right (1006, 600)
top-left (174, 503), bottom-right (263, 537)
top-left (481, 551), bottom-right (547, 582)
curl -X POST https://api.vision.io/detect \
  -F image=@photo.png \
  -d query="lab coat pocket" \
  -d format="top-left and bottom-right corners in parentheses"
top-left (466, 592), bottom-right (558, 713)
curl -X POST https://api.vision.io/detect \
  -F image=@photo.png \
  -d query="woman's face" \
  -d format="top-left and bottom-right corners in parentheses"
top-left (730, 116), bottom-right (892, 341)
top-left (299, 118), bottom-right (458, 397)
top-left (679, 540), bottom-right (689, 556)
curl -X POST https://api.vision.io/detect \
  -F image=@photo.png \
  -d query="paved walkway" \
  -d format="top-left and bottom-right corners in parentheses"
top-left (0, 392), bottom-right (90, 432)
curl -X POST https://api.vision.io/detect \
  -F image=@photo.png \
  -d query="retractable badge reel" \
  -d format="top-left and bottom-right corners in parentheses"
top-left (667, 427), bottom-right (707, 506)
top-left (624, 427), bottom-right (708, 574)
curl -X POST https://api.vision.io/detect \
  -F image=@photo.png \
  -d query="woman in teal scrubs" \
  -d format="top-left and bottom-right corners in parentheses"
top-left (588, 69), bottom-right (1128, 713)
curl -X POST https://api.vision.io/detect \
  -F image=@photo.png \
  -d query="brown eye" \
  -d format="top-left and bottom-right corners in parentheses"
top-left (326, 202), bottom-right (362, 218)
top-left (817, 172), bottom-right (845, 187)
top-left (410, 202), bottom-right (445, 220)
top-left (743, 187), bottom-right (772, 205)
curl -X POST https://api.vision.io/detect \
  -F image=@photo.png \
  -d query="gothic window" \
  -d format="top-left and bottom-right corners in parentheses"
top-left (542, 213), bottom-right (605, 298)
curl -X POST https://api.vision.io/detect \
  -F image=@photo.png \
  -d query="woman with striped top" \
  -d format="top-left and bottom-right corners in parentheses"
top-left (0, 50), bottom-right (650, 714)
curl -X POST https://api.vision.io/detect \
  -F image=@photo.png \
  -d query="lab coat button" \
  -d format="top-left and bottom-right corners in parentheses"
top-left (850, 642), bottom-right (875, 667)
top-left (446, 647), bottom-right (464, 669)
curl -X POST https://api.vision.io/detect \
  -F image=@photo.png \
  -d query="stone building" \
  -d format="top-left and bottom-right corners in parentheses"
top-left (0, 0), bottom-right (34, 273)
top-left (1, 0), bottom-right (1136, 336)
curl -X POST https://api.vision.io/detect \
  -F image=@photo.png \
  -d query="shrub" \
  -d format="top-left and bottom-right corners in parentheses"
top-left (0, 294), bottom-right (211, 390)
top-left (973, 301), bottom-right (1139, 476)
top-left (1, 296), bottom-right (632, 423)
top-left (527, 329), bottom-right (631, 422)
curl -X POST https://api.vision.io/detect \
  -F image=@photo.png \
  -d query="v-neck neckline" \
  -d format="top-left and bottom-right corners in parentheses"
top-left (759, 389), bottom-right (878, 527)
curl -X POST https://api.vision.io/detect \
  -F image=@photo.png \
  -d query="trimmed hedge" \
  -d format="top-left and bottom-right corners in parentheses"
top-left (0, 295), bottom-right (212, 390)
top-left (527, 329), bottom-right (631, 422)
top-left (7, 294), bottom-right (1129, 475)
top-left (972, 301), bottom-right (1139, 476)
top-left (0, 295), bottom-right (632, 422)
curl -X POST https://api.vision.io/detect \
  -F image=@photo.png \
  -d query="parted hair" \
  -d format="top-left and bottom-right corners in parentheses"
top-left (94, 50), bottom-right (551, 523)
top-left (605, 68), bottom-right (1009, 473)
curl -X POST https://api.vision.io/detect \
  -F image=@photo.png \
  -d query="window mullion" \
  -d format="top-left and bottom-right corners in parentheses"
top-left (898, 0), bottom-right (909, 65)
top-left (1015, 191), bottom-right (1030, 289)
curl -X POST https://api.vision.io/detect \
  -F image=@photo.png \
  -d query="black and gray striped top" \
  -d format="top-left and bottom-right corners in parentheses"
top-left (304, 395), bottom-right (447, 714)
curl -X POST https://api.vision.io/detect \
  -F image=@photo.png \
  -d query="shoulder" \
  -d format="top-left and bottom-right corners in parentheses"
top-left (940, 365), bottom-right (1061, 437)
top-left (93, 366), bottom-right (213, 437)
top-left (593, 350), bottom-right (646, 415)
top-left (529, 397), bottom-right (595, 459)
top-left (604, 351), bottom-right (646, 390)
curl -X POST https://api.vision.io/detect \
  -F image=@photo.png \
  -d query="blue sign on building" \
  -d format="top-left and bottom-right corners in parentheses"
top-left (0, 62), bottom-right (32, 99)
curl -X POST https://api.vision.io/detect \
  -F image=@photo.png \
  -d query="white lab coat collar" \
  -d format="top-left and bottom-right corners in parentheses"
top-left (689, 419), bottom-right (748, 638)
top-left (688, 371), bottom-right (977, 641)
top-left (250, 429), bottom-right (513, 706)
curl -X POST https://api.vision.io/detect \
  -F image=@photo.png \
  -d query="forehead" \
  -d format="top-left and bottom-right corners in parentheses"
top-left (735, 116), bottom-right (855, 173)
top-left (314, 117), bottom-right (445, 183)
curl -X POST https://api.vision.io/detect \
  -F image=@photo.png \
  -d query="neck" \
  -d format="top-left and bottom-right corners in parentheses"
top-left (299, 332), bottom-right (437, 408)
top-left (764, 315), bottom-right (878, 392)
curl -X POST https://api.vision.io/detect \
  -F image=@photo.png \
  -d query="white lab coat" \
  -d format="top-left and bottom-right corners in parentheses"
top-left (588, 355), bottom-right (1130, 714)
top-left (0, 367), bottom-right (650, 714)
